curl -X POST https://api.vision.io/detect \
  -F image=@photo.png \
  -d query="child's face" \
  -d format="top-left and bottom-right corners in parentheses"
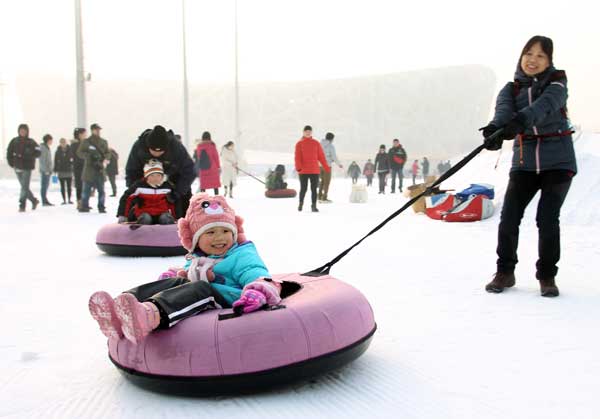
top-left (146, 173), bottom-right (163, 186)
top-left (198, 227), bottom-right (234, 256)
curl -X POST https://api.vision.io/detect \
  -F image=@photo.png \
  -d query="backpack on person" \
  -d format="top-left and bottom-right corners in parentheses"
top-left (197, 149), bottom-right (211, 170)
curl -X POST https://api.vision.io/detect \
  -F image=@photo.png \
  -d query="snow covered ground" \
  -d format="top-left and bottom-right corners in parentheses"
top-left (2, 133), bottom-right (599, 419)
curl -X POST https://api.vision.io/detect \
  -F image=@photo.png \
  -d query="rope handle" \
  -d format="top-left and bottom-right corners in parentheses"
top-left (303, 129), bottom-right (504, 276)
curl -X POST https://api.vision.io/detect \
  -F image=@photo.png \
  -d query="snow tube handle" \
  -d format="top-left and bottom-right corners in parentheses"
top-left (218, 304), bottom-right (286, 321)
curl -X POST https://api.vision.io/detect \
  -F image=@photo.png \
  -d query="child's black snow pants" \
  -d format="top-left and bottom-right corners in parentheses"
top-left (125, 278), bottom-right (227, 329)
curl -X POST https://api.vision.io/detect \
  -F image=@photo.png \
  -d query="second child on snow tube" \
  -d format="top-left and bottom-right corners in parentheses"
top-left (89, 193), bottom-right (282, 344)
top-left (266, 164), bottom-right (288, 191)
top-left (116, 160), bottom-right (176, 225)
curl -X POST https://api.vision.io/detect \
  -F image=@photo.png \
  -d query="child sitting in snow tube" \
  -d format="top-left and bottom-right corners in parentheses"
top-left (265, 164), bottom-right (296, 198)
top-left (116, 160), bottom-right (176, 225)
top-left (90, 193), bottom-right (281, 343)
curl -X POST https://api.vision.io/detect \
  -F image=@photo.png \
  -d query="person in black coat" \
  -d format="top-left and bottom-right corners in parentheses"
top-left (6, 123), bottom-right (41, 211)
top-left (388, 139), bottom-right (407, 193)
top-left (374, 144), bottom-right (390, 194)
top-left (482, 36), bottom-right (577, 297)
top-left (70, 127), bottom-right (87, 208)
top-left (125, 125), bottom-right (195, 218)
top-left (421, 156), bottom-right (430, 181)
top-left (347, 161), bottom-right (361, 184)
top-left (106, 148), bottom-right (119, 196)
top-left (54, 137), bottom-right (74, 204)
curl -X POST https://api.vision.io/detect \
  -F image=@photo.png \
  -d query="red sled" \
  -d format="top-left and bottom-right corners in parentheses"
top-left (442, 195), bottom-right (494, 222)
top-left (265, 189), bottom-right (297, 199)
top-left (425, 194), bottom-right (457, 220)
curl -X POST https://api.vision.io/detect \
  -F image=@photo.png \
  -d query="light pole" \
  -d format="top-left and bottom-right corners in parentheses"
top-left (0, 78), bottom-right (5, 162)
top-left (74, 0), bottom-right (87, 129)
top-left (234, 0), bottom-right (241, 150)
top-left (182, 0), bottom-right (190, 150)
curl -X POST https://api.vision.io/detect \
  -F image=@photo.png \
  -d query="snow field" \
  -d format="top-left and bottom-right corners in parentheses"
top-left (1, 133), bottom-right (599, 418)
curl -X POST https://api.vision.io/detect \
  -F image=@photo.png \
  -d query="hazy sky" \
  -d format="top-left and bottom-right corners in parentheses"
top-left (1, 0), bottom-right (599, 129)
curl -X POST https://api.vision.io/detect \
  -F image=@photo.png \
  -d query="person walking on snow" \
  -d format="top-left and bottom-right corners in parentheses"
top-left (347, 161), bottom-right (361, 184)
top-left (71, 128), bottom-right (86, 209)
top-left (295, 125), bottom-right (331, 212)
top-left (363, 159), bottom-right (375, 186)
top-left (106, 147), bottom-right (119, 197)
top-left (318, 132), bottom-right (343, 203)
top-left (481, 35), bottom-right (577, 297)
top-left (54, 137), bottom-right (74, 204)
top-left (6, 123), bottom-right (41, 212)
top-left (388, 139), bottom-right (407, 193)
top-left (411, 160), bottom-right (419, 185)
top-left (220, 141), bottom-right (239, 198)
top-left (374, 144), bottom-right (390, 194)
top-left (78, 123), bottom-right (111, 213)
top-left (39, 134), bottom-right (54, 206)
top-left (195, 131), bottom-right (221, 195)
top-left (421, 156), bottom-right (430, 181)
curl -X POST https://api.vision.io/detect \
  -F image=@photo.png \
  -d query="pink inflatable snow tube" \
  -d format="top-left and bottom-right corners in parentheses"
top-left (96, 223), bottom-right (187, 257)
top-left (108, 272), bottom-right (376, 395)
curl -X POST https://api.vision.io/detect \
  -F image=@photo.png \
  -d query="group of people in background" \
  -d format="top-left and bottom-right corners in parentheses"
top-left (7, 120), bottom-right (449, 217)
top-left (347, 144), bottom-right (448, 194)
top-left (5, 120), bottom-right (242, 221)
top-left (6, 123), bottom-right (119, 212)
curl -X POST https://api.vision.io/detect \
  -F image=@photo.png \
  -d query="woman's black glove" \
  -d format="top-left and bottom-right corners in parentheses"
top-left (501, 113), bottom-right (527, 140)
top-left (479, 124), bottom-right (503, 151)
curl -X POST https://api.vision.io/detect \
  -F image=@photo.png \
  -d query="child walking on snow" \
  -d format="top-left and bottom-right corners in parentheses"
top-left (411, 160), bottom-right (419, 185)
top-left (116, 159), bottom-right (176, 224)
top-left (90, 193), bottom-right (281, 344)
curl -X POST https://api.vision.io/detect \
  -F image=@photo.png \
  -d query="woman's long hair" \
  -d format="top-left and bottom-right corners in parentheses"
top-left (520, 35), bottom-right (554, 65)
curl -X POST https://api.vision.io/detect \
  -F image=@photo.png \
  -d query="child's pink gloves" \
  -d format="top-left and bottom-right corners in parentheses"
top-left (232, 289), bottom-right (267, 313)
top-left (158, 268), bottom-right (187, 280)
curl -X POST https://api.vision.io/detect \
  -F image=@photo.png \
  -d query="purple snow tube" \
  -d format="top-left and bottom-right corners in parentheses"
top-left (108, 273), bottom-right (376, 395)
top-left (96, 223), bottom-right (187, 257)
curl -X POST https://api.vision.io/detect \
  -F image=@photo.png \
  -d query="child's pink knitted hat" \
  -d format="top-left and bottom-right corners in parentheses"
top-left (177, 193), bottom-right (246, 252)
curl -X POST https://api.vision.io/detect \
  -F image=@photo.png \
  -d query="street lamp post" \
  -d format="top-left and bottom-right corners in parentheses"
top-left (0, 79), bottom-right (5, 162)
top-left (182, 0), bottom-right (190, 150)
top-left (234, 0), bottom-right (241, 150)
top-left (74, 0), bottom-right (87, 129)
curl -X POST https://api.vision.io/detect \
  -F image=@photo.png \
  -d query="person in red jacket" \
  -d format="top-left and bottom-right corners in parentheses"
top-left (195, 131), bottom-right (221, 195)
top-left (116, 160), bottom-right (176, 224)
top-left (294, 125), bottom-right (330, 212)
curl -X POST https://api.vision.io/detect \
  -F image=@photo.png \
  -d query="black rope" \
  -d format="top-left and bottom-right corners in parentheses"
top-left (236, 167), bottom-right (266, 185)
top-left (303, 129), bottom-right (504, 276)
